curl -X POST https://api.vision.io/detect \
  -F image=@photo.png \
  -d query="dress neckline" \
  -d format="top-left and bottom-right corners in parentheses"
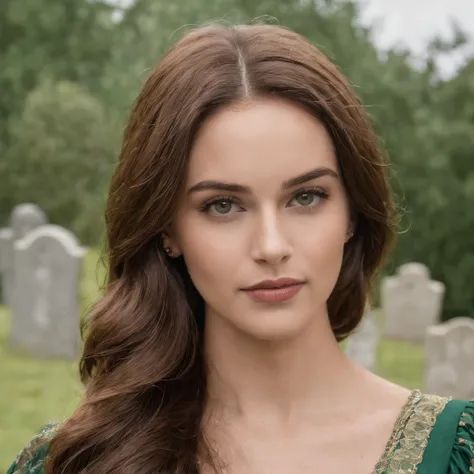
top-left (371, 389), bottom-right (422, 473)
top-left (372, 389), bottom-right (450, 474)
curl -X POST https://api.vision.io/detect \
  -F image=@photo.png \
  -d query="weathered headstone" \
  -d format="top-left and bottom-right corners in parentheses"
top-left (10, 225), bottom-right (86, 359)
top-left (0, 228), bottom-right (14, 306)
top-left (425, 317), bottom-right (474, 399)
top-left (11, 203), bottom-right (48, 241)
top-left (0, 204), bottom-right (48, 306)
top-left (381, 263), bottom-right (445, 342)
top-left (346, 311), bottom-right (379, 372)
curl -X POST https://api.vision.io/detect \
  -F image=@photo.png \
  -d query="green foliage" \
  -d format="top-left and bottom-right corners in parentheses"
top-left (4, 77), bottom-right (119, 243)
top-left (0, 0), bottom-right (115, 141)
top-left (1, 0), bottom-right (473, 318)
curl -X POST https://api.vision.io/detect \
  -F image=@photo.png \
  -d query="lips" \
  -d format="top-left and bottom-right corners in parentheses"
top-left (242, 277), bottom-right (304, 291)
top-left (241, 278), bottom-right (305, 303)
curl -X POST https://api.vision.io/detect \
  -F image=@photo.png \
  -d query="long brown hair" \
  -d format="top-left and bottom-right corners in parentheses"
top-left (46, 23), bottom-right (396, 473)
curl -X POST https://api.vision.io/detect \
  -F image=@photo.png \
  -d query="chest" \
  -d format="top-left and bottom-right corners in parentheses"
top-left (211, 420), bottom-right (391, 474)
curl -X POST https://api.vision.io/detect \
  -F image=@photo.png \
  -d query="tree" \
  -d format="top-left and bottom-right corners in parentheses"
top-left (5, 77), bottom-right (120, 244)
top-left (0, 0), bottom-right (116, 143)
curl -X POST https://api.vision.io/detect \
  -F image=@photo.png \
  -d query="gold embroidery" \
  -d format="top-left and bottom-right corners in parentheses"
top-left (373, 391), bottom-right (450, 474)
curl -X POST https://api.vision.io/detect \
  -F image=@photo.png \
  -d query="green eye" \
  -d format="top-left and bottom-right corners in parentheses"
top-left (200, 196), bottom-right (242, 216)
top-left (212, 200), bottom-right (233, 214)
top-left (289, 188), bottom-right (328, 208)
top-left (295, 193), bottom-right (317, 206)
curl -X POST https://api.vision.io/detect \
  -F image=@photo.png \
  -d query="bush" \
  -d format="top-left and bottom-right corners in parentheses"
top-left (3, 76), bottom-right (119, 244)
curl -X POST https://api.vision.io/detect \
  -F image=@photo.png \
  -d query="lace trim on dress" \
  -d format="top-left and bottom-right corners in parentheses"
top-left (373, 390), bottom-right (450, 474)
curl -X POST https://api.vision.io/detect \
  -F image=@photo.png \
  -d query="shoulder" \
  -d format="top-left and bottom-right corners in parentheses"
top-left (6, 422), bottom-right (62, 474)
top-left (382, 391), bottom-right (473, 474)
top-left (446, 399), bottom-right (474, 473)
top-left (420, 393), bottom-right (473, 474)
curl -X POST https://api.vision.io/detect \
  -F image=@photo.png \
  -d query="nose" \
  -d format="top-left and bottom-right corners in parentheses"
top-left (250, 210), bottom-right (292, 265)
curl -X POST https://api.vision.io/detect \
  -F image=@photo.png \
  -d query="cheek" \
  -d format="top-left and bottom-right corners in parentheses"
top-left (176, 217), bottom-right (243, 297)
top-left (299, 210), bottom-right (348, 276)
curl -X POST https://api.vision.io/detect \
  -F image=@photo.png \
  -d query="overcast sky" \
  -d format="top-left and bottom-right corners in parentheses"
top-left (357, 0), bottom-right (474, 76)
top-left (111, 0), bottom-right (474, 76)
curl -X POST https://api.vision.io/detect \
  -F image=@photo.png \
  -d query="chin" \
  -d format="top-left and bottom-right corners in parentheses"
top-left (233, 310), bottom-right (314, 342)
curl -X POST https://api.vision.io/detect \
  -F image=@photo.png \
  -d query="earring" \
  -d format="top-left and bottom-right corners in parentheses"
top-left (164, 247), bottom-right (174, 258)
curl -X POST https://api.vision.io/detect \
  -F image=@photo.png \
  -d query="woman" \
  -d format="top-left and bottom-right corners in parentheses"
top-left (8, 23), bottom-right (473, 474)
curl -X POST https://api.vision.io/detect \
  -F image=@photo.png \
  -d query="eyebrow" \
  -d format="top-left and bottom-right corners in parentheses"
top-left (186, 167), bottom-right (339, 196)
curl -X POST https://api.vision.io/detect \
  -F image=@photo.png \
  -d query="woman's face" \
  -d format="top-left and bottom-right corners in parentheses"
top-left (171, 97), bottom-right (351, 340)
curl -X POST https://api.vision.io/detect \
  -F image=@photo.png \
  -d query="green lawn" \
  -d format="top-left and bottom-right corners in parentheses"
top-left (0, 249), bottom-right (425, 470)
top-left (1, 249), bottom-right (102, 471)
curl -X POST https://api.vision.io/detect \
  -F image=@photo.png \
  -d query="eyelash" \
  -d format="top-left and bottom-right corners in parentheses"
top-left (198, 187), bottom-right (329, 215)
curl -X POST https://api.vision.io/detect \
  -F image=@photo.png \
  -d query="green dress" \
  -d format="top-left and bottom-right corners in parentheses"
top-left (7, 390), bottom-right (474, 474)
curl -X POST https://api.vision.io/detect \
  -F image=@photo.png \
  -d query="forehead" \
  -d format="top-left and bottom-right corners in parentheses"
top-left (186, 98), bottom-right (338, 186)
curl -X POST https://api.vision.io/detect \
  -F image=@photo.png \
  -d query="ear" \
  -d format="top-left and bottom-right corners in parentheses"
top-left (345, 222), bottom-right (355, 243)
top-left (161, 232), bottom-right (182, 258)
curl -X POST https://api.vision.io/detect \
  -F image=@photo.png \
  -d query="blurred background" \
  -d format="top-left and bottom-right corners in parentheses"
top-left (1, 0), bottom-right (473, 469)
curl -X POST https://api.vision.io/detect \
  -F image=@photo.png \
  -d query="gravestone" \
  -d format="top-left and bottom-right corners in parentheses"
top-left (11, 203), bottom-right (48, 241)
top-left (346, 311), bottom-right (379, 372)
top-left (425, 317), bottom-right (474, 399)
top-left (0, 204), bottom-right (48, 306)
top-left (381, 263), bottom-right (445, 342)
top-left (0, 228), bottom-right (14, 306)
top-left (10, 225), bottom-right (86, 359)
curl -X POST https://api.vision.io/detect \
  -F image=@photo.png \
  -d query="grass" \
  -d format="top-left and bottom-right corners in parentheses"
top-left (377, 339), bottom-right (424, 389)
top-left (0, 249), bottom-right (425, 470)
top-left (1, 249), bottom-right (102, 471)
top-left (0, 306), bottom-right (82, 471)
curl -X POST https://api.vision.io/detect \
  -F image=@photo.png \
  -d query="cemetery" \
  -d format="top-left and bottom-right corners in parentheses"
top-left (3, 0), bottom-right (474, 470)
top-left (1, 202), bottom-right (473, 469)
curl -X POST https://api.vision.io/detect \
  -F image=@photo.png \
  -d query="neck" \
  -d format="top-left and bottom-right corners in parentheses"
top-left (203, 309), bottom-right (359, 423)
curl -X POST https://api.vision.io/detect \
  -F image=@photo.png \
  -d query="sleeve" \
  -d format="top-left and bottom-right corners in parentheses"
top-left (6, 423), bottom-right (59, 474)
top-left (449, 400), bottom-right (474, 474)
